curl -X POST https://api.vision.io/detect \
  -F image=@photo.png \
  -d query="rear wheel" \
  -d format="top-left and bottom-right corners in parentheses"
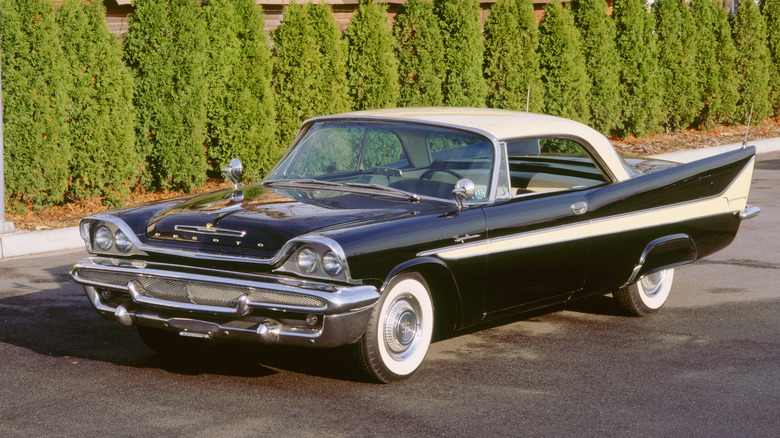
top-left (136, 326), bottom-right (207, 354)
top-left (353, 273), bottom-right (434, 383)
top-left (614, 268), bottom-right (675, 316)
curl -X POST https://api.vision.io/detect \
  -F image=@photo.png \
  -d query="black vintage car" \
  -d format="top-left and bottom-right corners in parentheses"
top-left (71, 108), bottom-right (760, 382)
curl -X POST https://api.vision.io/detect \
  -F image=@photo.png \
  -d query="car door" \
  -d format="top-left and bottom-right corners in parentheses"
top-left (481, 137), bottom-right (610, 316)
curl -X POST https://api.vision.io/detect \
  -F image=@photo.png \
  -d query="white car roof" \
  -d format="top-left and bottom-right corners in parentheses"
top-left (316, 107), bottom-right (631, 181)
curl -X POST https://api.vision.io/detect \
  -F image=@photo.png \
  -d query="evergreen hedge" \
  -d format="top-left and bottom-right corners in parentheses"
top-left (732, 0), bottom-right (772, 124)
top-left (57, 0), bottom-right (137, 207)
top-left (393, 0), bottom-right (445, 107)
top-left (484, 0), bottom-right (526, 110)
top-left (204, 0), bottom-right (276, 181)
top-left (345, 0), bottom-right (399, 110)
top-left (435, 0), bottom-right (487, 107)
top-left (0, 0), bottom-right (72, 210)
top-left (124, 0), bottom-right (208, 191)
top-left (572, 0), bottom-right (622, 135)
top-left (655, 0), bottom-right (701, 131)
top-left (762, 0), bottom-right (780, 116)
top-left (613, 0), bottom-right (662, 136)
top-left (537, 0), bottom-right (590, 124)
top-left (690, 0), bottom-right (739, 128)
top-left (309, 3), bottom-right (351, 116)
top-left (515, 0), bottom-right (543, 112)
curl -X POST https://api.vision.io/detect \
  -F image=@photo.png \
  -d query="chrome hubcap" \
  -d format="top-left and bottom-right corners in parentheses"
top-left (640, 270), bottom-right (666, 298)
top-left (384, 295), bottom-right (421, 361)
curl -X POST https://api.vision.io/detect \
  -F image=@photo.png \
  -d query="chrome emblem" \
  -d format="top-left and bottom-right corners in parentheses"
top-left (174, 225), bottom-right (246, 238)
top-left (453, 233), bottom-right (481, 244)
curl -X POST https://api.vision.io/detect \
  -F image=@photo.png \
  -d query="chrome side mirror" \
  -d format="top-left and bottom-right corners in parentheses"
top-left (221, 158), bottom-right (244, 189)
top-left (452, 178), bottom-right (475, 211)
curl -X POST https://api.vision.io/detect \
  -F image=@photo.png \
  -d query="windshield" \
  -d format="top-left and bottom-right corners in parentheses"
top-left (266, 120), bottom-right (495, 202)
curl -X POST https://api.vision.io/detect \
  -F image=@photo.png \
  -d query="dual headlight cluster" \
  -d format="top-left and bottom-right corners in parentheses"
top-left (80, 220), bottom-right (136, 255)
top-left (279, 237), bottom-right (351, 283)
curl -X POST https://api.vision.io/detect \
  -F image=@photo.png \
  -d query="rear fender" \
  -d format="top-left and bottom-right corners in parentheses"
top-left (626, 234), bottom-right (697, 286)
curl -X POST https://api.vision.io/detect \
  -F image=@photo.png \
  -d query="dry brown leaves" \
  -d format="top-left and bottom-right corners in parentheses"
top-left (7, 118), bottom-right (780, 232)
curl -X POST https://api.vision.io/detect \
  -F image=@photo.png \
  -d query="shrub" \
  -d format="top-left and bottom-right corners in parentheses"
top-left (272, 3), bottom-right (349, 148)
top-left (537, 0), bottom-right (590, 123)
top-left (345, 0), bottom-right (399, 110)
top-left (57, 0), bottom-right (137, 207)
top-left (515, 0), bottom-right (543, 112)
top-left (732, 0), bottom-right (772, 124)
top-left (393, 0), bottom-right (445, 107)
top-left (572, 0), bottom-right (622, 135)
top-left (204, 0), bottom-right (276, 182)
top-left (0, 0), bottom-right (72, 210)
top-left (434, 0), bottom-right (487, 106)
top-left (484, 0), bottom-right (526, 110)
top-left (762, 0), bottom-right (780, 116)
top-left (124, 0), bottom-right (208, 191)
top-left (690, 0), bottom-right (739, 127)
top-left (654, 0), bottom-right (701, 131)
top-left (613, 0), bottom-right (662, 136)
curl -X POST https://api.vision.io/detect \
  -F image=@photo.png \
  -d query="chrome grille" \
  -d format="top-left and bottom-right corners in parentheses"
top-left (248, 289), bottom-right (327, 308)
top-left (74, 268), bottom-right (137, 286)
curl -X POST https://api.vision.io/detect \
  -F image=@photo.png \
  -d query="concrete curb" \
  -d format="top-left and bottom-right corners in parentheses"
top-left (1, 137), bottom-right (779, 259)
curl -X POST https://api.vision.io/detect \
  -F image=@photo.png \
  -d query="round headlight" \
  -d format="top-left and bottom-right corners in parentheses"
top-left (114, 230), bottom-right (133, 253)
top-left (94, 225), bottom-right (114, 251)
top-left (296, 248), bottom-right (319, 274)
top-left (322, 251), bottom-right (343, 276)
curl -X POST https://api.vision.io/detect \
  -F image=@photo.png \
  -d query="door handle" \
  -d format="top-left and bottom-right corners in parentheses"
top-left (570, 202), bottom-right (588, 215)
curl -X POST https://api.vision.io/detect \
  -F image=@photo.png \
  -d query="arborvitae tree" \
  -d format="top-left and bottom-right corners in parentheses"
top-left (537, 0), bottom-right (590, 123)
top-left (0, 0), bottom-right (72, 210)
top-left (484, 0), bottom-right (526, 110)
top-left (310, 3), bottom-right (350, 115)
top-left (516, 0), bottom-right (543, 112)
top-left (762, 0), bottom-right (780, 116)
top-left (435, 0), bottom-right (487, 106)
top-left (572, 0), bottom-right (622, 135)
top-left (272, 3), bottom-right (349, 148)
top-left (124, 0), bottom-right (208, 191)
top-left (57, 0), bottom-right (137, 207)
top-left (732, 0), bottom-right (772, 124)
top-left (393, 0), bottom-right (445, 106)
top-left (654, 0), bottom-right (701, 131)
top-left (613, 0), bottom-right (662, 136)
top-left (204, 0), bottom-right (276, 181)
top-left (690, 0), bottom-right (739, 127)
top-left (345, 0), bottom-right (399, 110)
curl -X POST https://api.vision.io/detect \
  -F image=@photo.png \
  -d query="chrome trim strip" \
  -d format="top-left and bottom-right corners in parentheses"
top-left (173, 225), bottom-right (246, 237)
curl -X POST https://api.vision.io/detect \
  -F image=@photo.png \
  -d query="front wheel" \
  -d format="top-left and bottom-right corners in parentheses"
top-left (614, 268), bottom-right (675, 316)
top-left (352, 273), bottom-right (434, 383)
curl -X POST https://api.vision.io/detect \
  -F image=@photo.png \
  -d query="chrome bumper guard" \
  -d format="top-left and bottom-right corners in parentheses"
top-left (71, 258), bottom-right (379, 348)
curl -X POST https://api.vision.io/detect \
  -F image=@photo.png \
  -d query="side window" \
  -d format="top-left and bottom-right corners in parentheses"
top-left (508, 137), bottom-right (607, 195)
top-left (362, 129), bottom-right (408, 169)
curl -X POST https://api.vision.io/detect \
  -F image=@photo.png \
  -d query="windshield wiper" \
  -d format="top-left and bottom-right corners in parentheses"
top-left (344, 183), bottom-right (421, 202)
top-left (264, 179), bottom-right (344, 188)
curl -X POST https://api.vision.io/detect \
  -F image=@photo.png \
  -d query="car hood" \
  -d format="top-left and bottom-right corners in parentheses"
top-left (144, 185), bottom-right (437, 253)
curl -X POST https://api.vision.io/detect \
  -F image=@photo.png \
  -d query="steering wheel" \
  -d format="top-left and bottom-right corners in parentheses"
top-left (419, 168), bottom-right (464, 181)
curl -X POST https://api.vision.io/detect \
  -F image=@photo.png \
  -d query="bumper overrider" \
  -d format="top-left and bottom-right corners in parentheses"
top-left (70, 257), bottom-right (379, 347)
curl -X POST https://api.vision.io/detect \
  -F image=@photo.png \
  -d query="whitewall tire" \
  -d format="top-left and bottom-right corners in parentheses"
top-left (614, 268), bottom-right (675, 316)
top-left (353, 273), bottom-right (434, 383)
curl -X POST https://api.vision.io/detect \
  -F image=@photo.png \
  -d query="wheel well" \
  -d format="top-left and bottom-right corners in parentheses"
top-left (397, 263), bottom-right (462, 338)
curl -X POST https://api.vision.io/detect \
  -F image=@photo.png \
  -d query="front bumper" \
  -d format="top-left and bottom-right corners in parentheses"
top-left (71, 257), bottom-right (379, 348)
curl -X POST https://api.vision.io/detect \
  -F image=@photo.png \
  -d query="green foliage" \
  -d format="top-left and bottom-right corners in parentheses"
top-left (515, 0), bottom-right (543, 112)
top-left (124, 0), bottom-right (208, 191)
top-left (572, 0), bottom-right (622, 135)
top-left (732, 0), bottom-right (772, 124)
top-left (613, 0), bottom-right (662, 136)
top-left (203, 0), bottom-right (276, 182)
top-left (0, 0), bottom-right (72, 210)
top-left (484, 0), bottom-right (526, 110)
top-left (654, 0), bottom-right (701, 131)
top-left (272, 3), bottom-right (349, 148)
top-left (434, 0), bottom-right (487, 106)
top-left (690, 0), bottom-right (739, 127)
top-left (393, 0), bottom-right (445, 106)
top-left (57, 0), bottom-right (137, 207)
top-left (537, 0), bottom-right (590, 123)
top-left (762, 0), bottom-right (780, 116)
top-left (345, 0), bottom-right (399, 110)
